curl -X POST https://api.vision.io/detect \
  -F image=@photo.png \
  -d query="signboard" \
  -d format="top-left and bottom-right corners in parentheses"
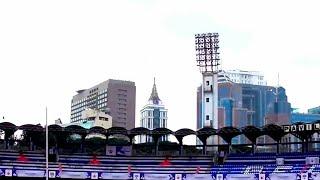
top-left (106, 146), bottom-right (116, 156)
top-left (116, 146), bottom-right (132, 156)
top-left (268, 173), bottom-right (296, 180)
top-left (49, 171), bottom-right (56, 178)
top-left (15, 170), bottom-right (45, 177)
top-left (283, 125), bottom-right (290, 133)
top-left (101, 173), bottom-right (130, 179)
top-left (259, 174), bottom-right (265, 180)
top-left (298, 124), bottom-right (305, 131)
top-left (142, 173), bottom-right (174, 180)
top-left (133, 173), bottom-right (140, 180)
top-left (5, 169), bottom-right (12, 177)
top-left (59, 171), bottom-right (89, 179)
top-left (216, 174), bottom-right (223, 180)
top-left (106, 146), bottom-right (132, 156)
top-left (306, 124), bottom-right (312, 130)
top-left (283, 123), bottom-right (320, 132)
top-left (186, 174), bottom-right (213, 180)
top-left (301, 173), bottom-right (308, 180)
top-left (225, 174), bottom-right (255, 180)
top-left (91, 172), bottom-right (98, 179)
top-left (175, 174), bottom-right (182, 180)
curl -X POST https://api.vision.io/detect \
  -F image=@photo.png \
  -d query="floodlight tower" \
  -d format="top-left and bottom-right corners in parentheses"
top-left (195, 33), bottom-right (220, 130)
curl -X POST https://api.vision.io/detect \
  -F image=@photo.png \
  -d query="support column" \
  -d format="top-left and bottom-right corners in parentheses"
top-left (129, 137), bottom-right (133, 145)
top-left (202, 141), bottom-right (207, 155)
top-left (29, 137), bottom-right (33, 151)
top-left (81, 135), bottom-right (86, 153)
top-left (305, 138), bottom-right (309, 153)
top-left (251, 139), bottom-right (256, 154)
top-left (154, 137), bottom-right (159, 156)
top-left (4, 132), bottom-right (9, 150)
top-left (178, 139), bottom-right (183, 156)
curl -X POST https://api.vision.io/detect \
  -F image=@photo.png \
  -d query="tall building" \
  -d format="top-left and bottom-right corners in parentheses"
top-left (140, 79), bottom-right (168, 143)
top-left (70, 79), bottom-right (136, 130)
top-left (196, 76), bottom-right (291, 145)
top-left (222, 69), bottom-right (267, 86)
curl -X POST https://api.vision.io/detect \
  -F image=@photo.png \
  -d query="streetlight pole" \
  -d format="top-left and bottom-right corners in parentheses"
top-left (46, 107), bottom-right (48, 180)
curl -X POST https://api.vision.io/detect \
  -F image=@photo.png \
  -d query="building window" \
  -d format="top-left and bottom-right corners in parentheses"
top-left (206, 98), bottom-right (209, 102)
top-left (206, 115), bottom-right (209, 120)
top-left (206, 81), bottom-right (209, 86)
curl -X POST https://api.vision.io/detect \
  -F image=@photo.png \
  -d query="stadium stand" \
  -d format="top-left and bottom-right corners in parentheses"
top-left (0, 121), bottom-right (319, 179)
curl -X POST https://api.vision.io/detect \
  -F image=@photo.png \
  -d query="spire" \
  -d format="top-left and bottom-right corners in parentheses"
top-left (149, 77), bottom-right (161, 104)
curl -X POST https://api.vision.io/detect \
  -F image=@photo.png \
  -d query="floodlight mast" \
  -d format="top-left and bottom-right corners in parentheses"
top-left (195, 33), bottom-right (220, 151)
top-left (195, 33), bottom-right (220, 140)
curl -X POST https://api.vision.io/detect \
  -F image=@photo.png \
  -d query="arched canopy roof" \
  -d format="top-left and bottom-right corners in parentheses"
top-left (196, 127), bottom-right (217, 143)
top-left (197, 127), bottom-right (216, 136)
top-left (217, 126), bottom-right (241, 144)
top-left (0, 122), bottom-right (17, 131)
top-left (107, 127), bottom-right (128, 135)
top-left (3, 121), bottom-right (320, 143)
top-left (262, 124), bottom-right (285, 141)
top-left (152, 128), bottom-right (173, 136)
top-left (129, 127), bottom-right (150, 136)
top-left (64, 125), bottom-right (87, 134)
top-left (48, 124), bottom-right (63, 132)
top-left (241, 126), bottom-right (263, 143)
top-left (174, 128), bottom-right (196, 143)
top-left (19, 124), bottom-right (43, 132)
top-left (89, 126), bottom-right (107, 135)
top-left (175, 128), bottom-right (196, 137)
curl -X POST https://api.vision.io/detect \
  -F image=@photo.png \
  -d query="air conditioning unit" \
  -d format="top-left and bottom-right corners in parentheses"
top-left (306, 157), bottom-right (319, 165)
top-left (276, 158), bottom-right (284, 165)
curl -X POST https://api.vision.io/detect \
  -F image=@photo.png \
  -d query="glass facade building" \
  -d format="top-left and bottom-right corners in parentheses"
top-left (197, 80), bottom-right (291, 145)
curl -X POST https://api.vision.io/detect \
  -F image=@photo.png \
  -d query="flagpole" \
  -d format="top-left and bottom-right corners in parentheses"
top-left (46, 107), bottom-right (49, 180)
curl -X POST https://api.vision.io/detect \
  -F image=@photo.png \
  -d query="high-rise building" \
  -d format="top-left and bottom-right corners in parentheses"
top-left (70, 79), bottom-right (136, 130)
top-left (196, 77), bottom-right (291, 145)
top-left (223, 69), bottom-right (267, 86)
top-left (140, 79), bottom-right (168, 143)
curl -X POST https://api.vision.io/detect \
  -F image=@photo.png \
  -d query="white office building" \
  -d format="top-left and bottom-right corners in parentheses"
top-left (222, 69), bottom-right (267, 86)
top-left (139, 79), bottom-right (168, 143)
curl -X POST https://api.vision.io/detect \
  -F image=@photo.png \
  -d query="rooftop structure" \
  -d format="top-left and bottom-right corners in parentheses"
top-left (308, 106), bottom-right (320, 114)
top-left (222, 69), bottom-right (267, 86)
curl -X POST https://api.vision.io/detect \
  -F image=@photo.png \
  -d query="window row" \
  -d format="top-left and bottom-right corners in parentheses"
top-left (141, 110), bottom-right (167, 118)
top-left (141, 118), bottom-right (167, 129)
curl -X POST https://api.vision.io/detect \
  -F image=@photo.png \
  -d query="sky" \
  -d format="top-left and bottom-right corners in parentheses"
top-left (1, 0), bottom-right (320, 143)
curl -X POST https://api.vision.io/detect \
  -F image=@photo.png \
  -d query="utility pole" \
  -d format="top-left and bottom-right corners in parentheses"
top-left (46, 107), bottom-right (48, 180)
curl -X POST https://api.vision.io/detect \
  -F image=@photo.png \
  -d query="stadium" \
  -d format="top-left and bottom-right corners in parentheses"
top-left (0, 121), bottom-right (319, 180)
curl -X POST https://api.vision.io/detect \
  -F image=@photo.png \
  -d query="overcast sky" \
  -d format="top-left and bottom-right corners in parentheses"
top-left (1, 0), bottom-right (319, 139)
